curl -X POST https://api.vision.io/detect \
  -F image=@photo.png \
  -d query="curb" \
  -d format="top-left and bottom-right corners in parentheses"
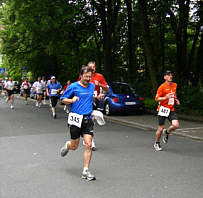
top-left (104, 116), bottom-right (203, 142)
top-left (14, 94), bottom-right (203, 142)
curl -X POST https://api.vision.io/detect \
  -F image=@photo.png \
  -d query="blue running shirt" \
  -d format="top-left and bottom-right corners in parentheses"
top-left (47, 82), bottom-right (62, 96)
top-left (60, 82), bottom-right (95, 115)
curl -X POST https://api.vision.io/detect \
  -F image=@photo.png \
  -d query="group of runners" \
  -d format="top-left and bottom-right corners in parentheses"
top-left (0, 62), bottom-right (180, 181)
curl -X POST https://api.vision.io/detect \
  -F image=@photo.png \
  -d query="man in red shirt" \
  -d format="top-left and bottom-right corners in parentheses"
top-left (154, 70), bottom-right (180, 151)
top-left (87, 61), bottom-right (108, 150)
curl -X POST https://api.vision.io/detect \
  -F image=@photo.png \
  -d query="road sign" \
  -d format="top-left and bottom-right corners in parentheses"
top-left (0, 68), bottom-right (6, 74)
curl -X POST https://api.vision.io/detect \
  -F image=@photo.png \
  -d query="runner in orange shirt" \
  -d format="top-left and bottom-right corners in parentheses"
top-left (87, 61), bottom-right (108, 150)
top-left (154, 70), bottom-right (180, 151)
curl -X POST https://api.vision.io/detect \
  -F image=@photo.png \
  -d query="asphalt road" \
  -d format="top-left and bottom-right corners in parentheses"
top-left (0, 97), bottom-right (203, 198)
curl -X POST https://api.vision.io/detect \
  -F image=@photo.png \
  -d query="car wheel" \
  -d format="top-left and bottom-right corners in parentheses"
top-left (104, 102), bottom-right (111, 116)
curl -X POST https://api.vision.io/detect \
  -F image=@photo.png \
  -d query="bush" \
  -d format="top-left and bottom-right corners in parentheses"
top-left (177, 86), bottom-right (203, 115)
top-left (144, 98), bottom-right (157, 110)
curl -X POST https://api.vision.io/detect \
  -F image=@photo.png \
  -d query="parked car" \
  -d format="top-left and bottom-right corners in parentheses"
top-left (95, 82), bottom-right (144, 115)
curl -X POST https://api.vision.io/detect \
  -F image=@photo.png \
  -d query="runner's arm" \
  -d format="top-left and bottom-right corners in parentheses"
top-left (61, 96), bottom-right (79, 105)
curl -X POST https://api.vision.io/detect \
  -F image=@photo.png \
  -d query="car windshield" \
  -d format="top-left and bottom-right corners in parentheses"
top-left (111, 83), bottom-right (133, 94)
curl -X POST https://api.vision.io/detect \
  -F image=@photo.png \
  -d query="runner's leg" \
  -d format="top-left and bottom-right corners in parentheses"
top-left (83, 134), bottom-right (93, 169)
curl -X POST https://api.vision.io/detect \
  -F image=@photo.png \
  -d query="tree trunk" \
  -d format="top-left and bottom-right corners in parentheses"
top-left (138, 0), bottom-right (158, 95)
top-left (125, 0), bottom-right (137, 83)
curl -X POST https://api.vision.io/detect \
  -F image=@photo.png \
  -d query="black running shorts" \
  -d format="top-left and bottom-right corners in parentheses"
top-left (24, 89), bottom-right (29, 95)
top-left (7, 90), bottom-right (14, 96)
top-left (50, 96), bottom-right (58, 107)
top-left (158, 111), bottom-right (178, 126)
top-left (69, 118), bottom-right (94, 140)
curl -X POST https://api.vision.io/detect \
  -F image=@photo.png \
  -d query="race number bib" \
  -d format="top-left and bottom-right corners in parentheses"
top-left (51, 89), bottom-right (58, 95)
top-left (168, 97), bottom-right (174, 105)
top-left (37, 88), bottom-right (42, 92)
top-left (67, 112), bottom-right (83, 128)
top-left (94, 91), bottom-right (98, 97)
top-left (158, 106), bottom-right (170, 117)
top-left (24, 85), bottom-right (28, 89)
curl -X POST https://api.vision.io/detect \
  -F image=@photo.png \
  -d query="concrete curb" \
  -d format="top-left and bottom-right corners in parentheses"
top-left (104, 116), bottom-right (203, 142)
top-left (14, 94), bottom-right (203, 142)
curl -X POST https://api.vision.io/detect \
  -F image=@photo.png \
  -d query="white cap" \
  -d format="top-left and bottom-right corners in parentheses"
top-left (92, 110), bottom-right (106, 125)
top-left (51, 76), bottom-right (56, 79)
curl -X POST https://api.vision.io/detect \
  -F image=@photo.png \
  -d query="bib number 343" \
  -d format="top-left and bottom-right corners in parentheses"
top-left (68, 113), bottom-right (83, 128)
top-left (158, 106), bottom-right (170, 117)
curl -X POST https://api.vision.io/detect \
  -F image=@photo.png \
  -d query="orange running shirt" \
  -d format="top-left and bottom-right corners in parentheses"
top-left (90, 73), bottom-right (107, 96)
top-left (155, 82), bottom-right (177, 111)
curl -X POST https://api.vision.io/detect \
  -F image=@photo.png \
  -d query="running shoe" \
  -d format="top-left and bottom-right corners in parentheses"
top-left (38, 102), bottom-right (41, 108)
top-left (154, 142), bottom-right (163, 151)
top-left (162, 129), bottom-right (168, 144)
top-left (10, 105), bottom-right (14, 109)
top-left (81, 170), bottom-right (96, 181)
top-left (60, 143), bottom-right (69, 157)
top-left (53, 112), bottom-right (56, 119)
top-left (36, 102), bottom-right (38, 107)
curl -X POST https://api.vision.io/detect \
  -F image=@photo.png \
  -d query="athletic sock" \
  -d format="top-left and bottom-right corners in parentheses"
top-left (83, 167), bottom-right (88, 173)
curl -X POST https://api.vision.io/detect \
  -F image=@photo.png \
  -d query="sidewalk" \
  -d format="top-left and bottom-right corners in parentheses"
top-left (105, 113), bottom-right (203, 141)
top-left (13, 94), bottom-right (203, 142)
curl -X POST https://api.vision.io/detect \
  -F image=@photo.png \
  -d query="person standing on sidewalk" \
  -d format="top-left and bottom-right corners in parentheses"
top-left (154, 70), bottom-right (180, 151)
top-left (86, 61), bottom-right (108, 150)
top-left (46, 76), bottom-right (62, 118)
top-left (60, 66), bottom-right (104, 181)
top-left (4, 77), bottom-right (15, 109)
top-left (21, 77), bottom-right (31, 105)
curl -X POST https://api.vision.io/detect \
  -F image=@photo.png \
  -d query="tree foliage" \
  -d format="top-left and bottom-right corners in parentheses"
top-left (0, 0), bottom-right (202, 96)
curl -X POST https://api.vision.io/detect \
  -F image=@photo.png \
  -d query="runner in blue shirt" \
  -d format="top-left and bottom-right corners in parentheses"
top-left (60, 65), bottom-right (104, 181)
top-left (46, 76), bottom-right (62, 118)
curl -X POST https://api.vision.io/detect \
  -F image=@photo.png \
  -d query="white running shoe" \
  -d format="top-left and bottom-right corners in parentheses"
top-left (81, 170), bottom-right (96, 181)
top-left (60, 143), bottom-right (69, 157)
top-left (38, 102), bottom-right (41, 108)
top-left (43, 100), bottom-right (46, 105)
top-left (53, 112), bottom-right (56, 118)
top-left (10, 105), bottom-right (14, 109)
top-left (36, 102), bottom-right (38, 107)
top-left (154, 143), bottom-right (163, 151)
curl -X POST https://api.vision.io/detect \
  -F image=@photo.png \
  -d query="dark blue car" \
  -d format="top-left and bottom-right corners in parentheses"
top-left (96, 82), bottom-right (144, 115)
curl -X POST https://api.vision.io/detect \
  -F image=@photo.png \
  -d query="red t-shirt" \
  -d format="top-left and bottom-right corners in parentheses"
top-left (78, 73), bottom-right (107, 96)
top-left (155, 82), bottom-right (177, 111)
top-left (90, 73), bottom-right (107, 96)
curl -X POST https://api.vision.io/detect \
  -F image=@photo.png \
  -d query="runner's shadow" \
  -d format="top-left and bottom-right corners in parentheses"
top-left (65, 167), bottom-right (81, 178)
